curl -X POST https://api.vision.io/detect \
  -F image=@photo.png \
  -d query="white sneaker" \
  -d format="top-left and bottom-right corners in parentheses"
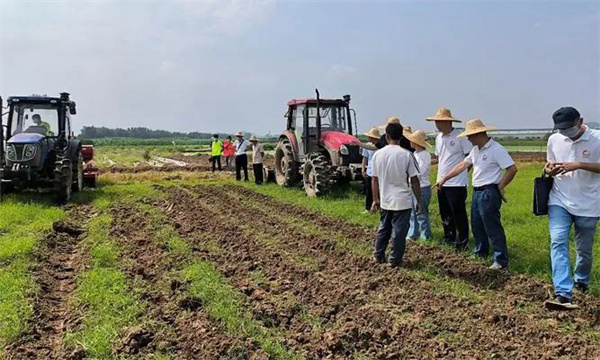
top-left (489, 262), bottom-right (504, 270)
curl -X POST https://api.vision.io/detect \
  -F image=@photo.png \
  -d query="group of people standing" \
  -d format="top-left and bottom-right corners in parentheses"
top-left (210, 132), bottom-right (265, 185)
top-left (359, 106), bottom-right (599, 310)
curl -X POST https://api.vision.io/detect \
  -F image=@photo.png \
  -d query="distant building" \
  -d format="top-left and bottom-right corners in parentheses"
top-left (587, 122), bottom-right (600, 130)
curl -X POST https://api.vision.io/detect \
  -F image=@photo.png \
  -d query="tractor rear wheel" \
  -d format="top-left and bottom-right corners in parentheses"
top-left (302, 153), bottom-right (333, 197)
top-left (72, 151), bottom-right (84, 193)
top-left (274, 139), bottom-right (300, 186)
top-left (55, 158), bottom-right (73, 204)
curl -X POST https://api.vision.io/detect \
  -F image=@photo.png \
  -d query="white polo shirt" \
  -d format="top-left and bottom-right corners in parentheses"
top-left (234, 139), bottom-right (250, 156)
top-left (371, 145), bottom-right (419, 211)
top-left (436, 129), bottom-right (473, 187)
top-left (464, 138), bottom-right (514, 187)
top-left (547, 127), bottom-right (600, 217)
top-left (414, 150), bottom-right (431, 187)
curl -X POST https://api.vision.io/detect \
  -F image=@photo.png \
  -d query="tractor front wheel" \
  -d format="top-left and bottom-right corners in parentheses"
top-left (55, 158), bottom-right (73, 204)
top-left (274, 139), bottom-right (300, 186)
top-left (302, 153), bottom-right (332, 197)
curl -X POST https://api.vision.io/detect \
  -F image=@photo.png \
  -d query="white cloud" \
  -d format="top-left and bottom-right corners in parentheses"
top-left (329, 64), bottom-right (357, 77)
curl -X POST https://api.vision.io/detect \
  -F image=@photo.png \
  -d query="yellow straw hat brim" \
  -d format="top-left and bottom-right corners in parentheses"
top-left (425, 116), bottom-right (461, 123)
top-left (405, 133), bottom-right (431, 148)
top-left (457, 126), bottom-right (497, 138)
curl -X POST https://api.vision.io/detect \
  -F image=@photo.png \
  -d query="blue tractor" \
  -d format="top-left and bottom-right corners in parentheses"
top-left (0, 93), bottom-right (85, 203)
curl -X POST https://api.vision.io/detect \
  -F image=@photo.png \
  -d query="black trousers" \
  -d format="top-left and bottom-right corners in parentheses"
top-left (235, 154), bottom-right (249, 181)
top-left (253, 163), bottom-right (264, 185)
top-left (211, 156), bottom-right (221, 172)
top-left (438, 186), bottom-right (469, 250)
top-left (365, 176), bottom-right (373, 211)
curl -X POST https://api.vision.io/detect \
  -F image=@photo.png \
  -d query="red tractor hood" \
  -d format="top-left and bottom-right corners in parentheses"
top-left (321, 131), bottom-right (359, 151)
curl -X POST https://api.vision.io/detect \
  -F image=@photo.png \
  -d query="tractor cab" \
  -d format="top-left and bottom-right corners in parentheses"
top-left (1, 93), bottom-right (97, 203)
top-left (276, 90), bottom-right (363, 197)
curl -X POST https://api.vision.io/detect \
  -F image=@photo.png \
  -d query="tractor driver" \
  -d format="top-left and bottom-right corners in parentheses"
top-left (30, 114), bottom-right (52, 136)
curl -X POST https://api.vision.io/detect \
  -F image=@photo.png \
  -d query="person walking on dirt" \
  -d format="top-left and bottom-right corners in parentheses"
top-left (222, 135), bottom-right (235, 171)
top-left (234, 131), bottom-right (250, 181)
top-left (371, 122), bottom-right (422, 268)
top-left (427, 108), bottom-right (472, 251)
top-left (435, 119), bottom-right (518, 270)
top-left (543, 107), bottom-right (600, 310)
top-left (405, 130), bottom-right (433, 241)
top-left (250, 136), bottom-right (265, 185)
top-left (361, 128), bottom-right (380, 213)
top-left (210, 134), bottom-right (223, 172)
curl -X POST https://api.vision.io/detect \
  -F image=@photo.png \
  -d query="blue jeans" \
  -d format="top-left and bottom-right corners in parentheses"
top-left (408, 186), bottom-right (432, 240)
top-left (374, 209), bottom-right (411, 264)
top-left (471, 186), bottom-right (509, 267)
top-left (549, 205), bottom-right (599, 300)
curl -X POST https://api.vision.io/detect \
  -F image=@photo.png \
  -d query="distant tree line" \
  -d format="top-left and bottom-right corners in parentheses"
top-left (79, 126), bottom-right (230, 140)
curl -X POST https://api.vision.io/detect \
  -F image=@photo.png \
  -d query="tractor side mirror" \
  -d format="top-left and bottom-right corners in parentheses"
top-left (69, 104), bottom-right (77, 115)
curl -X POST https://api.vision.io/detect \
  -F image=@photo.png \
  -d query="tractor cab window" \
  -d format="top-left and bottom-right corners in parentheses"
top-left (307, 106), bottom-right (348, 132)
top-left (10, 104), bottom-right (58, 137)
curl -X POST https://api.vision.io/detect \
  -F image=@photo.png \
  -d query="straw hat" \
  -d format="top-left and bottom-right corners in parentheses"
top-left (363, 128), bottom-right (380, 139)
top-left (403, 125), bottom-right (413, 135)
top-left (249, 135), bottom-right (259, 142)
top-left (457, 119), bottom-right (497, 138)
top-left (404, 130), bottom-right (431, 148)
top-left (378, 116), bottom-right (401, 130)
top-left (235, 131), bottom-right (244, 137)
top-left (426, 108), bottom-right (461, 122)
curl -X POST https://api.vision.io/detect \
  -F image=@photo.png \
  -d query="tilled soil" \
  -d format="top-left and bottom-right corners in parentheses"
top-left (4, 205), bottom-right (95, 360)
top-left (107, 203), bottom-right (262, 359)
top-left (162, 185), bottom-right (600, 359)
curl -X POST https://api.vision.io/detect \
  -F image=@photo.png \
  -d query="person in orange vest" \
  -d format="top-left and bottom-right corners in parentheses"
top-left (222, 135), bottom-right (235, 171)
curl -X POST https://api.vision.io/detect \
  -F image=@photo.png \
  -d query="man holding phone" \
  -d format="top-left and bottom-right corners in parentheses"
top-left (544, 107), bottom-right (600, 310)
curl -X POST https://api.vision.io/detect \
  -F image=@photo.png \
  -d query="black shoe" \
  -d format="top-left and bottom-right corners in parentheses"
top-left (544, 296), bottom-right (579, 310)
top-left (372, 256), bottom-right (385, 265)
top-left (389, 261), bottom-right (403, 269)
top-left (574, 282), bottom-right (589, 294)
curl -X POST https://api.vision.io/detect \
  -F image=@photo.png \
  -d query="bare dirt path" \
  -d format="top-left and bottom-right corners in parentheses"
top-left (4, 205), bottom-right (95, 360)
top-left (162, 185), bottom-right (600, 360)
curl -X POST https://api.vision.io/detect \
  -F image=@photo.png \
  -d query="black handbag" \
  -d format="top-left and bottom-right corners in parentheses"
top-left (533, 171), bottom-right (553, 216)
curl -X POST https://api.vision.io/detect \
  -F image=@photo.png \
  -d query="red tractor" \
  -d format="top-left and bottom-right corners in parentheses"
top-left (275, 90), bottom-right (363, 196)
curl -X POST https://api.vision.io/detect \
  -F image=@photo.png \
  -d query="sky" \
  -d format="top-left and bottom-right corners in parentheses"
top-left (0, 0), bottom-right (598, 135)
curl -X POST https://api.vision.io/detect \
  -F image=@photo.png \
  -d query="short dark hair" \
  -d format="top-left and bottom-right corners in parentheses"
top-left (386, 123), bottom-right (403, 141)
top-left (228, 135), bottom-right (232, 140)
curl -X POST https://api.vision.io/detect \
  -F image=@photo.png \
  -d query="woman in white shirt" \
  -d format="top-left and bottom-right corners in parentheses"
top-left (405, 130), bottom-right (433, 240)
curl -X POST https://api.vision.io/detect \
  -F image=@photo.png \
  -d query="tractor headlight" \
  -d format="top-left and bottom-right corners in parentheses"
top-left (340, 145), bottom-right (349, 156)
top-left (23, 144), bottom-right (37, 160)
top-left (6, 145), bottom-right (17, 161)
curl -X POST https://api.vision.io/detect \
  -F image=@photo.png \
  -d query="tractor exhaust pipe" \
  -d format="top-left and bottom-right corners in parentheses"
top-left (315, 89), bottom-right (321, 147)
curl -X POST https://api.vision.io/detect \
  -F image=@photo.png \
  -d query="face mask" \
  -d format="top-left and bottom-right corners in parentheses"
top-left (559, 124), bottom-right (580, 138)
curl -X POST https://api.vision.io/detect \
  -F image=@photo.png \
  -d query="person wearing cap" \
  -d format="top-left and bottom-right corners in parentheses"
top-left (222, 135), bottom-right (236, 171)
top-left (371, 122), bottom-right (422, 268)
top-left (543, 107), bottom-right (600, 310)
top-left (210, 134), bottom-right (223, 172)
top-left (249, 136), bottom-right (265, 185)
top-left (405, 130), bottom-right (433, 241)
top-left (361, 128), bottom-right (380, 213)
top-left (234, 131), bottom-right (250, 181)
top-left (427, 108), bottom-right (473, 250)
top-left (435, 119), bottom-right (517, 270)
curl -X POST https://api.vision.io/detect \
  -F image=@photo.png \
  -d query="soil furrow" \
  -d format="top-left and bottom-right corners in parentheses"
top-left (164, 185), bottom-right (600, 359)
top-left (108, 203), bottom-right (262, 359)
top-left (4, 205), bottom-right (94, 360)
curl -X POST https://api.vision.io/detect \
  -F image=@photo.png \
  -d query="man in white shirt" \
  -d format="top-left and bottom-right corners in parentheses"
top-left (361, 128), bottom-right (380, 213)
top-left (426, 108), bottom-right (473, 250)
top-left (436, 119), bottom-right (518, 270)
top-left (234, 131), bottom-right (250, 181)
top-left (405, 130), bottom-right (433, 241)
top-left (543, 107), bottom-right (600, 310)
top-left (250, 136), bottom-right (265, 185)
top-left (371, 123), bottom-right (421, 268)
